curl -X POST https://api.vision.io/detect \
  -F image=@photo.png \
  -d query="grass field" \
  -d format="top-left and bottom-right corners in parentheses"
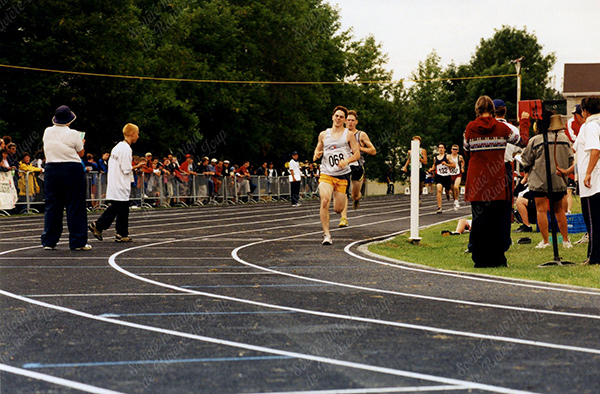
top-left (369, 199), bottom-right (600, 290)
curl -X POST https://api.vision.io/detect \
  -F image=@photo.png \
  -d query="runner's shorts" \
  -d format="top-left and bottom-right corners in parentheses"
top-left (350, 165), bottom-right (365, 182)
top-left (434, 174), bottom-right (452, 191)
top-left (319, 173), bottom-right (349, 194)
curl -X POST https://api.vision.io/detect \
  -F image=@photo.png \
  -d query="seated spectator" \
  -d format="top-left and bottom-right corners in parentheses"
top-left (441, 219), bottom-right (471, 236)
top-left (513, 174), bottom-right (534, 233)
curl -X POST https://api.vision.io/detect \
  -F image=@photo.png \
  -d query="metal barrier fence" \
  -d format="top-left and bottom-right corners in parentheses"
top-left (9, 171), bottom-right (322, 215)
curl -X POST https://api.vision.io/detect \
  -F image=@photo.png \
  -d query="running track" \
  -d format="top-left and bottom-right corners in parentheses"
top-left (0, 194), bottom-right (599, 393)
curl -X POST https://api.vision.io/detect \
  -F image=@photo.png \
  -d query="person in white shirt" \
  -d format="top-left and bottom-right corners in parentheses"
top-left (289, 151), bottom-right (302, 206)
top-left (41, 105), bottom-right (90, 251)
top-left (88, 124), bottom-right (145, 243)
top-left (560, 97), bottom-right (600, 264)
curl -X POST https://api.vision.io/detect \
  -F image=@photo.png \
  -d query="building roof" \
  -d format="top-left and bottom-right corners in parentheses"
top-left (563, 63), bottom-right (600, 95)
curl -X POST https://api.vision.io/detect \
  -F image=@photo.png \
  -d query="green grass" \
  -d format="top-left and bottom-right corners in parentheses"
top-left (369, 199), bottom-right (600, 289)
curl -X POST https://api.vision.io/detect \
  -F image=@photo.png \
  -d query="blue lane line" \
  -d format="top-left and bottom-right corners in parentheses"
top-left (23, 356), bottom-right (294, 369)
top-left (181, 284), bottom-right (329, 289)
top-left (99, 311), bottom-right (296, 317)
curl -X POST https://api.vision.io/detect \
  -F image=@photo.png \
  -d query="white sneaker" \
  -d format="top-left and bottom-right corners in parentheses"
top-left (563, 241), bottom-right (573, 249)
top-left (535, 241), bottom-right (550, 249)
top-left (322, 234), bottom-right (333, 245)
top-left (454, 200), bottom-right (460, 210)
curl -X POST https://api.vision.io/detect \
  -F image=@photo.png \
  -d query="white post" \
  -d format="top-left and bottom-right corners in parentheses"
top-left (409, 139), bottom-right (421, 243)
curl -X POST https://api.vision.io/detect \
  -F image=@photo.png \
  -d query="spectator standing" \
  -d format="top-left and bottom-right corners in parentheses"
top-left (89, 123), bottom-right (145, 243)
top-left (521, 115), bottom-right (573, 249)
top-left (463, 96), bottom-right (530, 267)
top-left (237, 161), bottom-right (252, 201)
top-left (18, 152), bottom-right (42, 202)
top-left (0, 148), bottom-right (18, 210)
top-left (6, 142), bottom-right (18, 193)
top-left (266, 162), bottom-right (278, 196)
top-left (41, 105), bottom-right (90, 250)
top-left (98, 152), bottom-right (110, 173)
top-left (494, 99), bottom-right (527, 205)
top-left (573, 97), bottom-right (600, 264)
top-left (289, 151), bottom-right (302, 206)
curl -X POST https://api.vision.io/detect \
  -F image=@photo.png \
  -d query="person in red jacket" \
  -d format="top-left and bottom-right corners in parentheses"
top-left (463, 95), bottom-right (530, 268)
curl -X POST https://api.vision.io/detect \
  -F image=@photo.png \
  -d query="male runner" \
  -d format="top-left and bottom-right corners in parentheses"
top-left (339, 110), bottom-right (376, 227)
top-left (313, 106), bottom-right (361, 245)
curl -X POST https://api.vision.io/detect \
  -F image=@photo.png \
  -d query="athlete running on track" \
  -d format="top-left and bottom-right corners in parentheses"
top-left (313, 106), bottom-right (361, 245)
top-left (339, 110), bottom-right (376, 227)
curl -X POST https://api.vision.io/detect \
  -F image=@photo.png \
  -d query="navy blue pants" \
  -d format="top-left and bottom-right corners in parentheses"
top-left (291, 181), bottom-right (300, 205)
top-left (582, 194), bottom-right (600, 264)
top-left (469, 200), bottom-right (512, 268)
top-left (41, 162), bottom-right (88, 249)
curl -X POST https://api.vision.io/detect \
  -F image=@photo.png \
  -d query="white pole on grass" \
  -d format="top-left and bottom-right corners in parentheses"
top-left (408, 139), bottom-right (421, 244)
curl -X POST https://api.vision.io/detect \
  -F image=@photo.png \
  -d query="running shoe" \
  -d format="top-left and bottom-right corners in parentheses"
top-left (43, 245), bottom-right (56, 250)
top-left (115, 234), bottom-right (133, 243)
top-left (575, 233), bottom-right (589, 244)
top-left (454, 200), bottom-right (460, 210)
top-left (353, 199), bottom-right (360, 210)
top-left (338, 217), bottom-right (348, 228)
top-left (73, 244), bottom-right (92, 251)
top-left (535, 241), bottom-right (550, 249)
top-left (563, 241), bottom-right (573, 249)
top-left (322, 234), bottom-right (333, 245)
top-left (88, 221), bottom-right (103, 241)
top-left (436, 207), bottom-right (442, 214)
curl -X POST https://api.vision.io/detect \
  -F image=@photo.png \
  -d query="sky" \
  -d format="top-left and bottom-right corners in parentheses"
top-left (327, 0), bottom-right (600, 91)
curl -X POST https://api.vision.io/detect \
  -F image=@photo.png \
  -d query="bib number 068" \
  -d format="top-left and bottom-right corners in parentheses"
top-left (328, 153), bottom-right (344, 167)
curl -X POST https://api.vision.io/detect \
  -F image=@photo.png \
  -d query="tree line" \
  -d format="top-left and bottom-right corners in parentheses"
top-left (0, 0), bottom-right (559, 180)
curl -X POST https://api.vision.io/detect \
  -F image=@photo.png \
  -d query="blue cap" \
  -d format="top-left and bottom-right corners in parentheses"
top-left (493, 99), bottom-right (506, 109)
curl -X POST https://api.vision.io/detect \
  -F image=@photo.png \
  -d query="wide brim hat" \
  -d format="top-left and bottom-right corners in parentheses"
top-left (52, 105), bottom-right (76, 125)
top-left (547, 115), bottom-right (565, 132)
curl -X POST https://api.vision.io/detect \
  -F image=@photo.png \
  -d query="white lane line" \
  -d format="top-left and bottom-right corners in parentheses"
top-left (26, 293), bottom-right (200, 298)
top-left (0, 197), bottom-right (426, 240)
top-left (346, 237), bottom-right (600, 297)
top-left (0, 199), bottom-right (419, 256)
top-left (230, 218), bottom-right (600, 321)
top-left (0, 363), bottom-right (123, 394)
top-left (139, 272), bottom-right (275, 276)
top-left (105, 225), bottom-right (600, 356)
top-left (259, 386), bottom-right (471, 394)
top-left (0, 289), bottom-right (535, 394)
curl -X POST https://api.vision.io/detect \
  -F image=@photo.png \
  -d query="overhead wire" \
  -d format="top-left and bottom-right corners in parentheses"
top-left (0, 63), bottom-right (517, 85)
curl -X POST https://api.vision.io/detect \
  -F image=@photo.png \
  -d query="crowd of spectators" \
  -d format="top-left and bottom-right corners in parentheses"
top-left (1, 135), bottom-right (324, 210)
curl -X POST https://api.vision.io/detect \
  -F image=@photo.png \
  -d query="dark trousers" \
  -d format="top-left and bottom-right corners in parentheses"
top-left (291, 181), bottom-right (300, 205)
top-left (469, 200), bottom-right (512, 268)
top-left (41, 162), bottom-right (87, 249)
top-left (96, 200), bottom-right (130, 237)
top-left (582, 194), bottom-right (600, 264)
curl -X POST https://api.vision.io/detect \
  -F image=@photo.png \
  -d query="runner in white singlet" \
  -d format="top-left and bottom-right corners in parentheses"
top-left (313, 106), bottom-right (361, 245)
